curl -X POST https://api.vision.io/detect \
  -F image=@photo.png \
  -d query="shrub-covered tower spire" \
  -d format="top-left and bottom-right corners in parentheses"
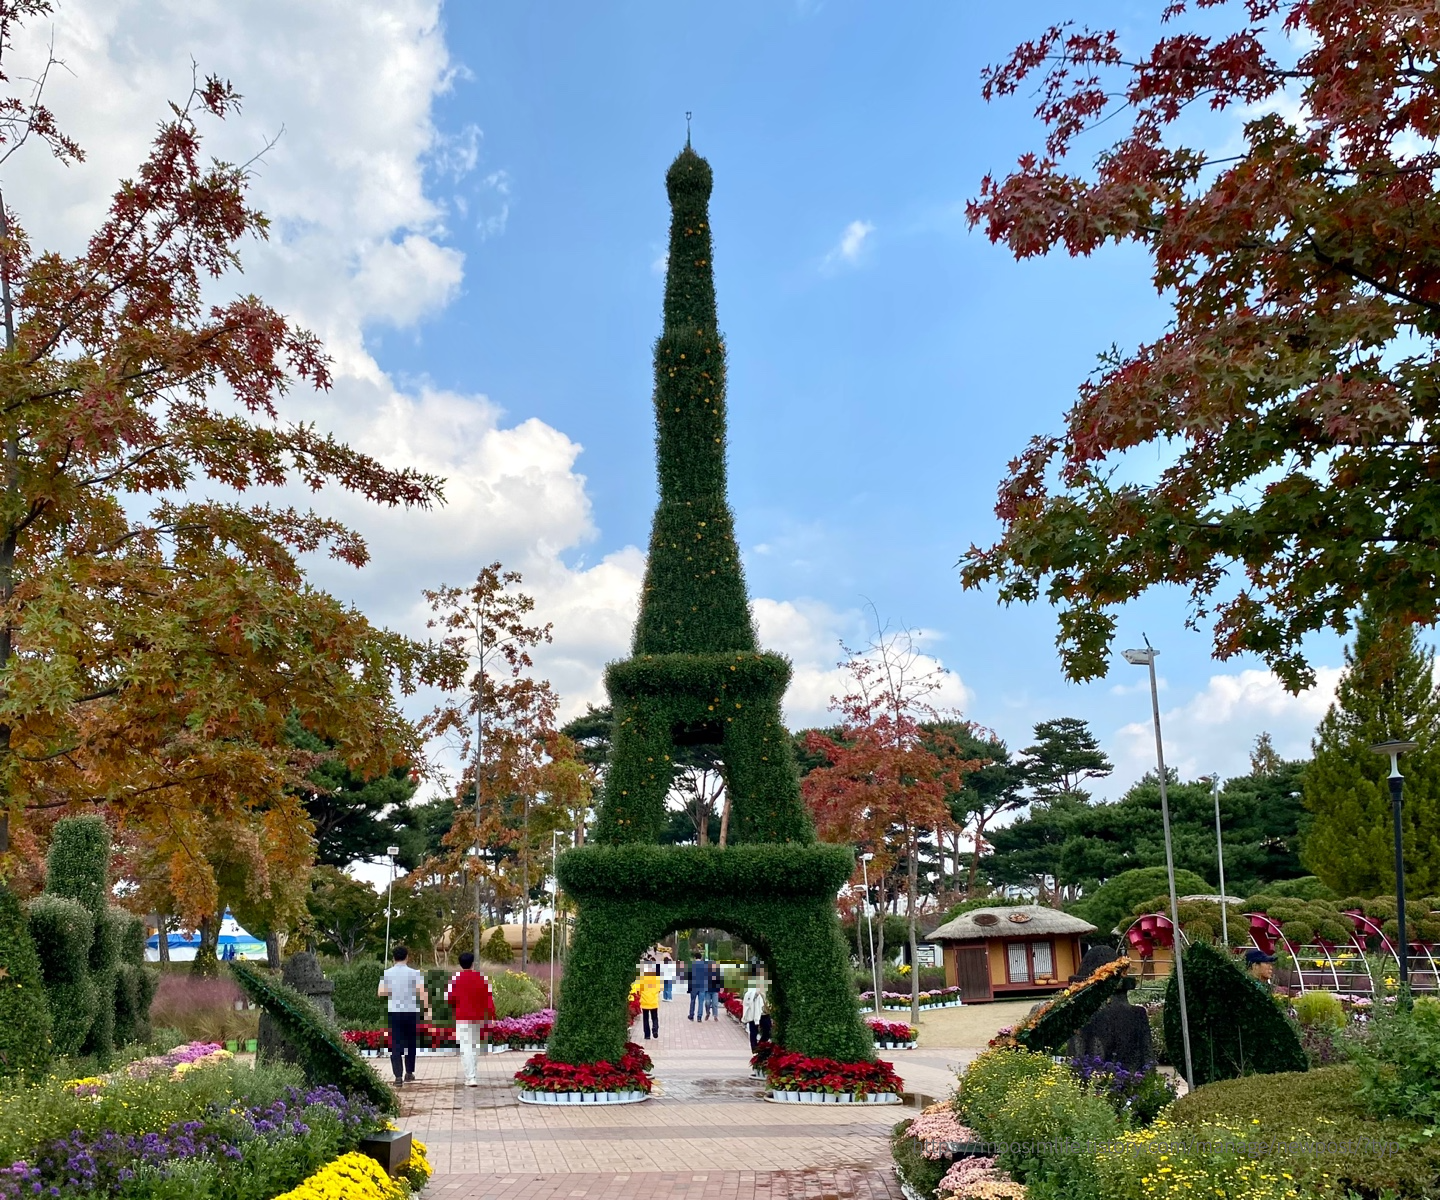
top-left (632, 147), bottom-right (754, 655)
top-left (548, 145), bottom-right (871, 1072)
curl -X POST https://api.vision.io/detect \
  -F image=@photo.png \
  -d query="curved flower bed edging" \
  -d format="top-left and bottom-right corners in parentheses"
top-left (517, 1089), bottom-right (650, 1105)
top-left (767, 1090), bottom-right (901, 1104)
top-left (271, 1138), bottom-right (432, 1199)
top-left (876, 1041), bottom-right (918, 1050)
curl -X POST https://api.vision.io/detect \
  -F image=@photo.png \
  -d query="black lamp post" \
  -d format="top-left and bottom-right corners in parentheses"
top-left (1370, 739), bottom-right (1418, 996)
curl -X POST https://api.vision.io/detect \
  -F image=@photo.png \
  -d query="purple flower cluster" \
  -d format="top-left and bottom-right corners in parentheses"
top-left (0, 1085), bottom-right (381, 1198)
top-left (1068, 1054), bottom-right (1176, 1125)
top-left (122, 1041), bottom-right (226, 1081)
top-left (492, 1009), bottom-right (556, 1046)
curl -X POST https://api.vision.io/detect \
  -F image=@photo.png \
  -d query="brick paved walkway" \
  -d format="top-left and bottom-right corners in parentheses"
top-left (390, 984), bottom-right (978, 1199)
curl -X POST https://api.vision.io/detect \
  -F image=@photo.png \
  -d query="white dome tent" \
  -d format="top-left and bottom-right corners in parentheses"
top-left (144, 910), bottom-right (265, 962)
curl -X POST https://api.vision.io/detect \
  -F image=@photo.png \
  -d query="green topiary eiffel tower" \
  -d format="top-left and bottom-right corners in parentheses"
top-left (547, 145), bottom-right (872, 1070)
top-left (593, 145), bottom-right (811, 848)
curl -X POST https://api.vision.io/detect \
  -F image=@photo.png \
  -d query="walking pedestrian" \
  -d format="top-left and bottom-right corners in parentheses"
top-left (632, 962), bottom-right (665, 1039)
top-left (687, 951), bottom-right (708, 1019)
top-left (660, 953), bottom-right (676, 1001)
top-left (377, 945), bottom-right (430, 1087)
top-left (742, 967), bottom-right (772, 1051)
top-left (704, 957), bottom-right (723, 1020)
top-left (447, 951), bottom-right (497, 1088)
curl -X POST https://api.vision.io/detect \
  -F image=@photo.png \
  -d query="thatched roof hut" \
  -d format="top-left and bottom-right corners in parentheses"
top-left (930, 906), bottom-right (1096, 1003)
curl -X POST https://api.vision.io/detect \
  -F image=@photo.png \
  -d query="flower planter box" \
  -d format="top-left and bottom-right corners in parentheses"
top-left (874, 1040), bottom-right (918, 1050)
top-left (244, 1039), bottom-right (258, 1053)
top-left (517, 1088), bottom-right (649, 1105)
top-left (767, 1089), bottom-right (901, 1104)
top-left (416, 1048), bottom-right (458, 1056)
top-left (876, 1001), bottom-right (961, 1012)
top-left (485, 1043), bottom-right (511, 1054)
top-left (510, 1043), bottom-right (546, 1053)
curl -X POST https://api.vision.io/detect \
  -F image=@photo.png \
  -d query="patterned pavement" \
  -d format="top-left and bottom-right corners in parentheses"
top-left (389, 985), bottom-right (979, 1199)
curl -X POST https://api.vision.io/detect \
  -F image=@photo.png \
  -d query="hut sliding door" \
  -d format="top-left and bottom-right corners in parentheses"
top-left (954, 945), bottom-right (992, 1002)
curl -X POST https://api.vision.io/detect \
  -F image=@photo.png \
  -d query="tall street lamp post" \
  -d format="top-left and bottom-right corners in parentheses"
top-left (861, 852), bottom-right (882, 1014)
top-left (1370, 739), bottom-right (1418, 997)
top-left (383, 844), bottom-right (401, 963)
top-left (1209, 775), bottom-right (1229, 947)
top-left (1122, 640), bottom-right (1194, 1088)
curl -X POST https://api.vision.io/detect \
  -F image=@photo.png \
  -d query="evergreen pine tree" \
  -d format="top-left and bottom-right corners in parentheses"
top-left (1303, 606), bottom-right (1440, 896)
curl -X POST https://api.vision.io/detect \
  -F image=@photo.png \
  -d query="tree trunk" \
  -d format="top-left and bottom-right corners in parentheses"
top-left (908, 830), bottom-right (921, 1027)
top-left (520, 796), bottom-right (530, 970)
top-left (156, 914), bottom-right (170, 966)
top-left (717, 788), bottom-right (731, 847)
top-left (266, 931), bottom-right (281, 969)
top-left (192, 915), bottom-right (220, 977)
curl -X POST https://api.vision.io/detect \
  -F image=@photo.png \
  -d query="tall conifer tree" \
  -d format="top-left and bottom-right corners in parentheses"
top-left (1303, 605), bottom-right (1440, 896)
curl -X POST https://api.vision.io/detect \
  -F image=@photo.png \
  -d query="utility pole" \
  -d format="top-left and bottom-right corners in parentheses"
top-left (473, 590), bottom-right (486, 961)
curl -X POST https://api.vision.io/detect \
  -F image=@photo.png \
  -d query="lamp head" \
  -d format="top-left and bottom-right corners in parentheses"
top-left (386, 845), bottom-right (400, 857)
top-left (1370, 739), bottom-right (1419, 779)
top-left (861, 852), bottom-right (874, 862)
top-left (1122, 648), bottom-right (1155, 666)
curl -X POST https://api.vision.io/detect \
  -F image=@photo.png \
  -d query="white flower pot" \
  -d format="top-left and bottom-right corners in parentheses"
top-left (839, 1093), bottom-right (852, 1103)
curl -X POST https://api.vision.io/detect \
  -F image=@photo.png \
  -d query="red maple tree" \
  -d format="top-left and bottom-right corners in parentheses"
top-left (962, 0), bottom-right (1440, 691)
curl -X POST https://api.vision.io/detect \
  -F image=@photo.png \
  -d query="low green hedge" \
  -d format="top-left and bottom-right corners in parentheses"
top-left (1166, 1065), bottom-right (1440, 1199)
top-left (330, 959), bottom-right (387, 1027)
top-left (229, 960), bottom-right (397, 1114)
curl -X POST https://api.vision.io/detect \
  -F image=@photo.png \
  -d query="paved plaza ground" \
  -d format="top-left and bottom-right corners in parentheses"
top-left (388, 989), bottom-right (1035, 1200)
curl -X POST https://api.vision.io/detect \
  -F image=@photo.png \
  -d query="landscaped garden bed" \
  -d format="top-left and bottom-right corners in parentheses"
top-left (869, 1019), bottom-right (917, 1049)
top-left (861, 987), bottom-right (963, 1011)
top-left (512, 1042), bottom-right (654, 1105)
top-left (763, 1048), bottom-right (902, 1103)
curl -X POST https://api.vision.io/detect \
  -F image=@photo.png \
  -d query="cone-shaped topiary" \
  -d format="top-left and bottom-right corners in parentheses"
top-left (548, 146), bottom-right (873, 1070)
top-left (0, 884), bottom-right (51, 1080)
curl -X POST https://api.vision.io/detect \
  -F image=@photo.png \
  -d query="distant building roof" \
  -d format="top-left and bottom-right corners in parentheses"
top-left (930, 905), bottom-right (1096, 941)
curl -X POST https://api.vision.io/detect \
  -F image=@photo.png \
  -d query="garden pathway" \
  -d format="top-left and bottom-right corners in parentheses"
top-left (387, 985), bottom-right (987, 1200)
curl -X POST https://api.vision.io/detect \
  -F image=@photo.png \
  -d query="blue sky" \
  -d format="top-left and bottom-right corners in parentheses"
top-left (14, 0), bottom-right (1349, 801)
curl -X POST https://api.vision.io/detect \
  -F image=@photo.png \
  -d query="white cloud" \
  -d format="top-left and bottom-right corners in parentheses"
top-left (1112, 666), bottom-right (1342, 784)
top-left (822, 218), bottom-right (874, 270)
top-left (753, 598), bottom-right (975, 729)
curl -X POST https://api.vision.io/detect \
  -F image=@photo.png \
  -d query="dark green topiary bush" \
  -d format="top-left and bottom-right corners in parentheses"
top-left (330, 959), bottom-right (386, 1027)
top-left (1163, 939), bottom-right (1307, 1085)
top-left (26, 894), bottom-right (97, 1057)
top-left (111, 910), bottom-right (156, 1048)
top-left (44, 816), bottom-right (110, 915)
top-left (0, 884), bottom-right (52, 1080)
top-left (230, 959), bottom-right (397, 1114)
top-left (481, 927), bottom-right (513, 964)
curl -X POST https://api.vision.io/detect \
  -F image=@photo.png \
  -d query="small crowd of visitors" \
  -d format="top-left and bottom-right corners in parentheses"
top-left (628, 950), bottom-right (771, 1050)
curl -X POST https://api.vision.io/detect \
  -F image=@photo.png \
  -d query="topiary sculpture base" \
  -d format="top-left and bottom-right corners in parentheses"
top-left (549, 843), bottom-right (874, 1066)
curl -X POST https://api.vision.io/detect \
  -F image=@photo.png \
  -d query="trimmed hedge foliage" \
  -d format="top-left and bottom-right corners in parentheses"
top-left (556, 146), bottom-right (864, 1070)
top-left (44, 816), bottom-right (110, 918)
top-left (331, 959), bottom-right (387, 1027)
top-left (550, 844), bottom-right (871, 1065)
top-left (1012, 958), bottom-right (1131, 1055)
top-left (1163, 939), bottom-right (1307, 1085)
top-left (26, 895), bottom-right (97, 1057)
top-left (0, 884), bottom-right (51, 1080)
top-left (229, 959), bottom-right (397, 1114)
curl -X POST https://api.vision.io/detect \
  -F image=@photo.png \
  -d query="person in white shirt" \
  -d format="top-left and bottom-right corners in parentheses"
top-left (660, 953), bottom-right (677, 1001)
top-left (377, 945), bottom-right (430, 1086)
top-left (741, 966), bottom-right (771, 1052)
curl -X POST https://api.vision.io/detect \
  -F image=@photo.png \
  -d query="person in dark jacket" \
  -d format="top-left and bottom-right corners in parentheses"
top-left (705, 959), bottom-right (723, 1020)
top-left (687, 951), bottom-right (709, 1020)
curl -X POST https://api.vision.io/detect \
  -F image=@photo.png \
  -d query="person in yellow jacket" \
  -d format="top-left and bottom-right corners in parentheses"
top-left (631, 963), bottom-right (665, 1040)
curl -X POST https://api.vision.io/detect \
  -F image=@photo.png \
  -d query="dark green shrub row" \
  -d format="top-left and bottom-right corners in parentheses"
top-left (1163, 939), bottom-right (1306, 1085)
top-left (27, 894), bottom-right (97, 1058)
top-left (330, 959), bottom-right (386, 1027)
top-left (229, 960), bottom-right (397, 1114)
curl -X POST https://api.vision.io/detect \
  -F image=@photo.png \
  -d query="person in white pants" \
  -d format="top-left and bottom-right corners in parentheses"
top-left (447, 951), bottom-right (497, 1087)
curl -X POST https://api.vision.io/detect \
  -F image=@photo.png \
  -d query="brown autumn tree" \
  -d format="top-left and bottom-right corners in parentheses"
top-left (421, 564), bottom-right (581, 968)
top-left (961, 0), bottom-right (1440, 691)
top-left (0, 2), bottom-right (440, 927)
top-left (801, 623), bottom-right (975, 1024)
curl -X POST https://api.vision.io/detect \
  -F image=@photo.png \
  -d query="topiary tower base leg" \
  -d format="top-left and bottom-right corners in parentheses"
top-left (548, 844), bottom-right (873, 1066)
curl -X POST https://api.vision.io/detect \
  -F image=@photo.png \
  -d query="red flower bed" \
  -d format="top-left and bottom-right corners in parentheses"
top-left (627, 994), bottom-right (641, 1022)
top-left (868, 1019), bottom-right (917, 1044)
top-left (750, 1040), bottom-right (775, 1071)
top-left (718, 987), bottom-right (743, 1020)
top-left (342, 1028), bottom-right (389, 1051)
top-left (514, 1042), bottom-right (655, 1094)
top-left (765, 1049), bottom-right (903, 1097)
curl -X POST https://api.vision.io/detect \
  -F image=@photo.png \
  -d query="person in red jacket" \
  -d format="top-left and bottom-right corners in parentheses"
top-left (447, 951), bottom-right (498, 1087)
